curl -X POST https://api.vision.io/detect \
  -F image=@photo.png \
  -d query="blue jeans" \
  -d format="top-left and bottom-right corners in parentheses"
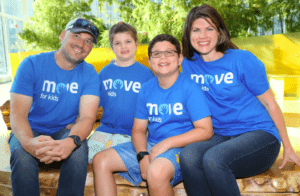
top-left (9, 128), bottom-right (88, 196)
top-left (179, 130), bottom-right (280, 196)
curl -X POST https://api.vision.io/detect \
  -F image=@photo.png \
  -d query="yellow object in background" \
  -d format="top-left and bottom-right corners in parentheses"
top-left (9, 33), bottom-right (300, 100)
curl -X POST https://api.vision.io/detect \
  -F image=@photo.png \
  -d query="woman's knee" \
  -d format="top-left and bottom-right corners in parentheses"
top-left (179, 144), bottom-right (198, 165)
top-left (180, 143), bottom-right (207, 170)
top-left (202, 150), bottom-right (223, 171)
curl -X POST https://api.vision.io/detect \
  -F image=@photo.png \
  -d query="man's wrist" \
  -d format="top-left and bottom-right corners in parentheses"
top-left (68, 135), bottom-right (82, 147)
top-left (65, 137), bottom-right (77, 149)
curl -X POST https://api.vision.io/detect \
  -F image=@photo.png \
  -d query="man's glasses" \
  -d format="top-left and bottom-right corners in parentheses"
top-left (150, 50), bottom-right (177, 58)
top-left (72, 19), bottom-right (99, 38)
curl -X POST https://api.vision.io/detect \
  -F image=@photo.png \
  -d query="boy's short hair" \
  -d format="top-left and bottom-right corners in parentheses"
top-left (109, 22), bottom-right (138, 47)
top-left (148, 34), bottom-right (181, 59)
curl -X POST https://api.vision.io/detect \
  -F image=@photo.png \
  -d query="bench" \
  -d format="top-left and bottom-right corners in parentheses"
top-left (1, 100), bottom-right (300, 196)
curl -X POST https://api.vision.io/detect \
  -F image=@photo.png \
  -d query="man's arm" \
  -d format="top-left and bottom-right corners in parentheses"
top-left (10, 93), bottom-right (59, 160)
top-left (131, 118), bottom-right (149, 180)
top-left (69, 95), bottom-right (100, 140)
top-left (149, 116), bottom-right (213, 162)
top-left (38, 95), bottom-right (100, 162)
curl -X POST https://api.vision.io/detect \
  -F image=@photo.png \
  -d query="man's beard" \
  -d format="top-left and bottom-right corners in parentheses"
top-left (61, 47), bottom-right (84, 65)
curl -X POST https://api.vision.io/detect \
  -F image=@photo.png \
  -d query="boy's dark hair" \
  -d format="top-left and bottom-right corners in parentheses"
top-left (148, 34), bottom-right (181, 59)
top-left (109, 22), bottom-right (138, 47)
top-left (182, 4), bottom-right (238, 60)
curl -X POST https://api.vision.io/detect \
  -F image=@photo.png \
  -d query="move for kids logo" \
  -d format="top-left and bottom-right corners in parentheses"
top-left (147, 102), bottom-right (183, 123)
top-left (190, 72), bottom-right (234, 91)
top-left (40, 80), bottom-right (78, 101)
top-left (103, 79), bottom-right (141, 97)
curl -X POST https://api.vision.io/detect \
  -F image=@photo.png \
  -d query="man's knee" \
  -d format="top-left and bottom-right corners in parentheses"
top-left (10, 145), bottom-right (38, 169)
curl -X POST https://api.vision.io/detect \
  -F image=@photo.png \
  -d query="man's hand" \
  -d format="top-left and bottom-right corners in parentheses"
top-left (37, 137), bottom-right (77, 164)
top-left (139, 155), bottom-right (150, 180)
top-left (24, 135), bottom-right (60, 160)
top-left (149, 140), bottom-right (171, 162)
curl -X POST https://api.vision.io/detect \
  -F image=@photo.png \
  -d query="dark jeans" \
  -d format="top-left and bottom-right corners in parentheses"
top-left (179, 130), bottom-right (280, 196)
top-left (9, 128), bottom-right (88, 196)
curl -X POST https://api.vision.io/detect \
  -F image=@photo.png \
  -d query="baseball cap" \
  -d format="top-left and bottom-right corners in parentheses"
top-left (65, 18), bottom-right (99, 44)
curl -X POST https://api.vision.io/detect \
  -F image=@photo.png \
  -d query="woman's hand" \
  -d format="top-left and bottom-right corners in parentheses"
top-left (279, 147), bottom-right (300, 169)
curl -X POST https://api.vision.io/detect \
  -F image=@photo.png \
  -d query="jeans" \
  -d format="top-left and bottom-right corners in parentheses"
top-left (9, 128), bottom-right (88, 196)
top-left (179, 130), bottom-right (280, 196)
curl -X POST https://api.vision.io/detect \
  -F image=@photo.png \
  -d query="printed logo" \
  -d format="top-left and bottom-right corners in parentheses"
top-left (205, 74), bottom-right (214, 85)
top-left (107, 91), bottom-right (116, 97)
top-left (113, 79), bottom-right (124, 89)
top-left (159, 104), bottom-right (169, 115)
top-left (40, 80), bottom-right (78, 102)
top-left (191, 72), bottom-right (234, 92)
top-left (103, 79), bottom-right (142, 97)
top-left (148, 117), bottom-right (162, 123)
top-left (147, 102), bottom-right (183, 123)
top-left (56, 83), bottom-right (66, 94)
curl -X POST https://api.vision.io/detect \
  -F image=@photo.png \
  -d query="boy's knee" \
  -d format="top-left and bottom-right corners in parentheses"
top-left (147, 162), bottom-right (173, 184)
top-left (92, 150), bottom-right (111, 170)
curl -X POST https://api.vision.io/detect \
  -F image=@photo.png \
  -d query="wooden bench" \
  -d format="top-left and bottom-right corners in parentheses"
top-left (1, 100), bottom-right (300, 196)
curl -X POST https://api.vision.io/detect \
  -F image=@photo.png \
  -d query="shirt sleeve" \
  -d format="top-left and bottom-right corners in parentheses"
top-left (82, 66), bottom-right (101, 97)
top-left (98, 71), bottom-right (104, 107)
top-left (10, 57), bottom-right (35, 97)
top-left (240, 52), bottom-right (269, 96)
top-left (134, 84), bottom-right (149, 120)
top-left (185, 82), bottom-right (211, 122)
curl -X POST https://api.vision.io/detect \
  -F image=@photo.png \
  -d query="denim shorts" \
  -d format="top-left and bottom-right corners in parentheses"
top-left (88, 131), bottom-right (131, 163)
top-left (113, 141), bottom-right (183, 186)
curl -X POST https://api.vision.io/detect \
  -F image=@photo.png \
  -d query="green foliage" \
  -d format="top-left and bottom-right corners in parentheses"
top-left (271, 0), bottom-right (300, 33)
top-left (19, 0), bottom-right (107, 51)
top-left (137, 32), bottom-right (150, 44)
top-left (97, 0), bottom-right (300, 44)
top-left (99, 29), bottom-right (110, 48)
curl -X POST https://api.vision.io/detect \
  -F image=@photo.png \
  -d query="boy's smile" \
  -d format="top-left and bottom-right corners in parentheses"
top-left (112, 32), bottom-right (138, 66)
top-left (149, 41), bottom-right (183, 77)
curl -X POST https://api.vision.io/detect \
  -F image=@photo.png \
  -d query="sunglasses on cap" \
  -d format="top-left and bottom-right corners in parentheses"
top-left (73, 19), bottom-right (99, 38)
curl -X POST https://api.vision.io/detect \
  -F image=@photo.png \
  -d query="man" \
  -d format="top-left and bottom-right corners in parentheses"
top-left (9, 18), bottom-right (100, 196)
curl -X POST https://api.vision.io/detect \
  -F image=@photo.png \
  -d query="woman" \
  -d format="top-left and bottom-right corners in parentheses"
top-left (179, 4), bottom-right (300, 196)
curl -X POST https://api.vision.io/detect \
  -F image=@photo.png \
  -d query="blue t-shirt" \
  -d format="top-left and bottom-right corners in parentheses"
top-left (135, 72), bottom-right (211, 144)
top-left (181, 49), bottom-right (281, 142)
top-left (10, 51), bottom-right (100, 135)
top-left (96, 61), bottom-right (154, 135)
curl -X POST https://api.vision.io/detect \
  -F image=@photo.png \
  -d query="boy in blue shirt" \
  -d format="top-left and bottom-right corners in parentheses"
top-left (87, 22), bottom-right (154, 163)
top-left (92, 34), bottom-right (213, 196)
